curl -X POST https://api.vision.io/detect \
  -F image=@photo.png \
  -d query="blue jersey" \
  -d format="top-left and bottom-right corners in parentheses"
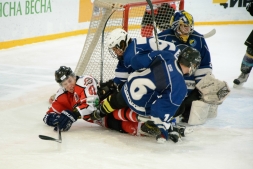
top-left (121, 51), bottom-right (187, 137)
top-left (158, 29), bottom-right (212, 94)
top-left (113, 37), bottom-right (180, 85)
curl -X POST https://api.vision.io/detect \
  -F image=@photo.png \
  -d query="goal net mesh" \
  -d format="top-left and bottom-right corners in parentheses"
top-left (74, 0), bottom-right (184, 82)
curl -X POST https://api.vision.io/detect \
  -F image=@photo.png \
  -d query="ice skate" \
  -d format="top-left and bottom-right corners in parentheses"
top-left (233, 73), bottom-right (249, 88)
top-left (156, 131), bottom-right (181, 143)
top-left (139, 121), bottom-right (161, 137)
top-left (168, 131), bottom-right (181, 143)
top-left (171, 124), bottom-right (186, 137)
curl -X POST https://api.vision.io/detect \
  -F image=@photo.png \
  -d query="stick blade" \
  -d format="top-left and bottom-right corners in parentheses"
top-left (203, 29), bottom-right (216, 38)
top-left (39, 135), bottom-right (61, 143)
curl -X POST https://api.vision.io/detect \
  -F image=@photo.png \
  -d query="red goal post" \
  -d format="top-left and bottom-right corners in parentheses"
top-left (74, 0), bottom-right (184, 82)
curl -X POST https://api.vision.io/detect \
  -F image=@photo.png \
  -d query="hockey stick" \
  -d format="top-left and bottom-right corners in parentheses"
top-left (39, 124), bottom-right (62, 143)
top-left (203, 28), bottom-right (216, 39)
top-left (146, 0), bottom-right (160, 50)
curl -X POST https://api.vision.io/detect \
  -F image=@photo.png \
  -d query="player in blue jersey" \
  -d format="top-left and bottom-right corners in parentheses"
top-left (106, 28), bottom-right (180, 87)
top-left (95, 28), bottom-right (187, 142)
top-left (91, 45), bottom-right (201, 143)
top-left (157, 10), bottom-right (216, 123)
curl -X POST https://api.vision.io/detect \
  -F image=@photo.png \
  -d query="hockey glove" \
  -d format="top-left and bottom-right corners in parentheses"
top-left (98, 79), bottom-right (117, 101)
top-left (246, 2), bottom-right (253, 16)
top-left (55, 110), bottom-right (78, 131)
top-left (43, 113), bottom-right (60, 127)
top-left (90, 104), bottom-right (107, 120)
top-left (196, 73), bottom-right (230, 105)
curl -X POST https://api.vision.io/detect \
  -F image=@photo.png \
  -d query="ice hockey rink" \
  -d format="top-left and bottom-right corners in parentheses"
top-left (0, 25), bottom-right (252, 169)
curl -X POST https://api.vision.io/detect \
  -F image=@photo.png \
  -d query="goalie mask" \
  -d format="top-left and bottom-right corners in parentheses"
top-left (55, 66), bottom-right (74, 83)
top-left (106, 28), bottom-right (131, 60)
top-left (178, 46), bottom-right (201, 76)
top-left (170, 10), bottom-right (194, 43)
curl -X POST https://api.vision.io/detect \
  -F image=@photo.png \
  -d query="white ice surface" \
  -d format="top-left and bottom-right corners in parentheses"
top-left (0, 25), bottom-right (252, 169)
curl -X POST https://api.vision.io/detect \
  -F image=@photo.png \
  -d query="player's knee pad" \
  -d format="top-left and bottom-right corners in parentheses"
top-left (188, 100), bottom-right (210, 125)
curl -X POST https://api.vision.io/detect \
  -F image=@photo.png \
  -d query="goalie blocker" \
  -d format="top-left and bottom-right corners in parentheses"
top-left (179, 73), bottom-right (230, 125)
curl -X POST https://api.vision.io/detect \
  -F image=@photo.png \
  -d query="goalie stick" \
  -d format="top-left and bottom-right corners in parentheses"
top-left (203, 28), bottom-right (216, 38)
top-left (39, 124), bottom-right (62, 143)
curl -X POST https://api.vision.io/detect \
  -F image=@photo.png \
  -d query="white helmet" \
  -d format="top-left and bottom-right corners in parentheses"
top-left (106, 28), bottom-right (131, 58)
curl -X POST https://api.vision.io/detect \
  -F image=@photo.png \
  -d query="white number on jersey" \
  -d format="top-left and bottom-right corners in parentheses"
top-left (128, 68), bottom-right (156, 101)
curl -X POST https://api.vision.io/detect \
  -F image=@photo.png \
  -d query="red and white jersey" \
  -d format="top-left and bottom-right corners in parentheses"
top-left (47, 75), bottom-right (99, 119)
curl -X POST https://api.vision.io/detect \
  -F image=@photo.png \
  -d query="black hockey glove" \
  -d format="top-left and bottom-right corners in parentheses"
top-left (98, 79), bottom-right (117, 101)
top-left (117, 82), bottom-right (125, 90)
top-left (56, 110), bottom-right (78, 131)
top-left (90, 104), bottom-right (107, 120)
top-left (43, 113), bottom-right (60, 127)
top-left (246, 2), bottom-right (253, 16)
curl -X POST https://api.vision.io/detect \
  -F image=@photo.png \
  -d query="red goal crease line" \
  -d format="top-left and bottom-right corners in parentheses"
top-left (0, 20), bottom-right (252, 50)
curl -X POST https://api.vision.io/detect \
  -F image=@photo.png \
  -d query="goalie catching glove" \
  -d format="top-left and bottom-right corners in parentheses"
top-left (196, 73), bottom-right (230, 105)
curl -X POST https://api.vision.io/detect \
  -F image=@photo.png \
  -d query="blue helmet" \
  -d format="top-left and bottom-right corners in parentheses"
top-left (170, 10), bottom-right (194, 42)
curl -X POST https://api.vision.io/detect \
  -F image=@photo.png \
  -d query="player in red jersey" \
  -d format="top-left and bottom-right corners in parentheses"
top-left (43, 66), bottom-right (142, 136)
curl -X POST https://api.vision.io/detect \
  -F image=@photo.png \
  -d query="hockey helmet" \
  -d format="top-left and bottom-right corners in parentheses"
top-left (106, 28), bottom-right (131, 59)
top-left (170, 10), bottom-right (194, 42)
top-left (55, 66), bottom-right (74, 83)
top-left (178, 46), bottom-right (201, 76)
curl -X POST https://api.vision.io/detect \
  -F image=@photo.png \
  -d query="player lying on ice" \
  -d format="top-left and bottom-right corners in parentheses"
top-left (43, 66), bottom-right (143, 137)
top-left (43, 66), bottom-right (184, 143)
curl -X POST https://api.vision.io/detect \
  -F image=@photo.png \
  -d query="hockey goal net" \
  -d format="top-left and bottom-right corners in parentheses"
top-left (74, 0), bottom-right (184, 82)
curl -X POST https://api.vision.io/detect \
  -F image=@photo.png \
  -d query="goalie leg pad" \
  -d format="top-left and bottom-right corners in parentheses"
top-left (188, 101), bottom-right (210, 125)
top-left (208, 104), bottom-right (218, 118)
